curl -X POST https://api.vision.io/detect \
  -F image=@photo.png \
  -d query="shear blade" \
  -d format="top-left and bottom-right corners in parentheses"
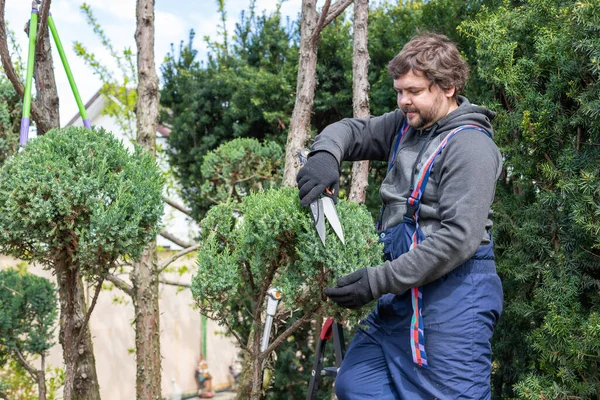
top-left (322, 197), bottom-right (345, 245)
top-left (310, 200), bottom-right (326, 245)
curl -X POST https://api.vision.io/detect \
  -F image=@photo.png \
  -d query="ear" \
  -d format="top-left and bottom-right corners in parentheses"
top-left (444, 85), bottom-right (456, 99)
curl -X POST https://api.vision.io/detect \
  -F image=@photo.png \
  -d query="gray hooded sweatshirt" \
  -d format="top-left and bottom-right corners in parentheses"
top-left (310, 96), bottom-right (502, 298)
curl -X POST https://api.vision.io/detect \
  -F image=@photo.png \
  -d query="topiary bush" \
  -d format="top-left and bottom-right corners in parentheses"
top-left (191, 187), bottom-right (382, 398)
top-left (0, 126), bottom-right (164, 395)
top-left (0, 126), bottom-right (164, 275)
top-left (200, 138), bottom-right (283, 206)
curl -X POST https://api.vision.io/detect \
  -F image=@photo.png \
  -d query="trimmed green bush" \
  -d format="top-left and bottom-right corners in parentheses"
top-left (191, 187), bottom-right (382, 398)
top-left (0, 126), bottom-right (164, 275)
top-left (192, 187), bottom-right (383, 324)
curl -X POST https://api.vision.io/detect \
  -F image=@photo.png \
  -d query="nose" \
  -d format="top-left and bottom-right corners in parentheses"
top-left (398, 92), bottom-right (410, 108)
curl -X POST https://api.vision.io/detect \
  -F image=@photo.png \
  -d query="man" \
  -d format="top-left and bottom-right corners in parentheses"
top-left (296, 32), bottom-right (503, 399)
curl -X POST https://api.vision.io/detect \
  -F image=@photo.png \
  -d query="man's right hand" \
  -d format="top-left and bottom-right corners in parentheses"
top-left (296, 151), bottom-right (340, 207)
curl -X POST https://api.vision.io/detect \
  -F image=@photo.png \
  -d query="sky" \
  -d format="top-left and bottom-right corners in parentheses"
top-left (3, 0), bottom-right (303, 124)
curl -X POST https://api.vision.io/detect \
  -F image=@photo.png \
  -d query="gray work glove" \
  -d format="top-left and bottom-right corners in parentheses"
top-left (324, 268), bottom-right (375, 309)
top-left (296, 151), bottom-right (340, 207)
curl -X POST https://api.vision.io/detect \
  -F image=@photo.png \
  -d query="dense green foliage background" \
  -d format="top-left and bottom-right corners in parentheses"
top-left (462, 1), bottom-right (600, 397)
top-left (164, 0), bottom-right (600, 398)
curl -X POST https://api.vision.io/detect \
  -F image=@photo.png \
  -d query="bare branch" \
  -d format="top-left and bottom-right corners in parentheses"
top-left (163, 195), bottom-right (192, 217)
top-left (158, 278), bottom-right (190, 288)
top-left (312, 0), bottom-right (332, 45)
top-left (0, 283), bottom-right (20, 295)
top-left (220, 314), bottom-right (250, 354)
top-left (14, 348), bottom-right (38, 380)
top-left (160, 230), bottom-right (194, 249)
top-left (158, 243), bottom-right (200, 273)
top-left (106, 274), bottom-right (133, 297)
top-left (36, 0), bottom-right (51, 56)
top-left (263, 304), bottom-right (324, 356)
top-left (323, 0), bottom-right (354, 27)
top-left (0, 0), bottom-right (25, 96)
top-left (75, 278), bottom-right (104, 348)
top-left (581, 246), bottom-right (600, 260)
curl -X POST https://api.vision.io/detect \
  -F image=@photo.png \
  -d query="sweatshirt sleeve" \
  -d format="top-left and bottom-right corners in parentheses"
top-left (367, 129), bottom-right (503, 298)
top-left (310, 110), bottom-right (404, 163)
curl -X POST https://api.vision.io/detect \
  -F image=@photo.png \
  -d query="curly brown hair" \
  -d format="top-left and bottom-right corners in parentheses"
top-left (388, 32), bottom-right (469, 97)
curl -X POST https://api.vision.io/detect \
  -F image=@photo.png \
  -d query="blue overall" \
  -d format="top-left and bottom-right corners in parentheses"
top-left (334, 126), bottom-right (503, 399)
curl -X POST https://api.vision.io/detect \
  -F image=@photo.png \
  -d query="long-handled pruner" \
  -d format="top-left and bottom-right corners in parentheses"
top-left (298, 150), bottom-right (345, 246)
top-left (20, 0), bottom-right (91, 148)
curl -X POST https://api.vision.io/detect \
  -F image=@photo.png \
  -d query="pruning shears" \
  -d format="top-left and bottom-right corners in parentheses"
top-left (299, 149), bottom-right (345, 246)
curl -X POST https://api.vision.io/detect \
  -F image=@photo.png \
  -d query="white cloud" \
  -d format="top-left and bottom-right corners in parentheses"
top-left (79, 0), bottom-right (136, 22)
top-left (49, 0), bottom-right (86, 24)
top-left (155, 11), bottom-right (187, 39)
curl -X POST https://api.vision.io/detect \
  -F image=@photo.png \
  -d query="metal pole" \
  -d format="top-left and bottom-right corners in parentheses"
top-left (202, 314), bottom-right (207, 358)
top-left (19, 1), bottom-right (39, 146)
top-left (47, 14), bottom-right (91, 128)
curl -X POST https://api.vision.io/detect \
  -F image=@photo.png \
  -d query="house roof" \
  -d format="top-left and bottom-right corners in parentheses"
top-left (65, 90), bottom-right (102, 127)
top-left (65, 89), bottom-right (171, 137)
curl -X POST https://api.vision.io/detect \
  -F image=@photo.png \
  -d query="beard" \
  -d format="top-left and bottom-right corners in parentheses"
top-left (402, 93), bottom-right (445, 129)
top-left (403, 108), bottom-right (435, 129)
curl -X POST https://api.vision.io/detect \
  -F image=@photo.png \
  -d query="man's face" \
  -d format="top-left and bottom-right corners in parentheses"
top-left (394, 70), bottom-right (456, 129)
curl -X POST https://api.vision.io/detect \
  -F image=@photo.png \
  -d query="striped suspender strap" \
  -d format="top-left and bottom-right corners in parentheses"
top-left (407, 124), bottom-right (490, 368)
top-left (388, 122), bottom-right (410, 173)
top-left (377, 122), bottom-right (410, 231)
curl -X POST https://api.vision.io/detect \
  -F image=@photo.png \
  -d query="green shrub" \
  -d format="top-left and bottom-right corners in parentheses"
top-left (200, 138), bottom-right (283, 205)
top-left (191, 187), bottom-right (383, 324)
top-left (0, 126), bottom-right (164, 275)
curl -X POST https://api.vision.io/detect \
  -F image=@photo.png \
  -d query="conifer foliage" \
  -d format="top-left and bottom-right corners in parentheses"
top-left (0, 269), bottom-right (57, 400)
top-left (462, 0), bottom-right (600, 397)
top-left (0, 126), bottom-right (164, 396)
top-left (0, 127), bottom-right (164, 273)
top-left (191, 187), bottom-right (382, 398)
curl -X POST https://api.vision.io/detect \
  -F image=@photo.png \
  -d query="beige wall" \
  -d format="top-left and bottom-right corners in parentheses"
top-left (0, 253), bottom-right (239, 399)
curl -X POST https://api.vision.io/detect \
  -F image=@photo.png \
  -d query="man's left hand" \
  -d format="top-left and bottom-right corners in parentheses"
top-left (324, 268), bottom-right (374, 309)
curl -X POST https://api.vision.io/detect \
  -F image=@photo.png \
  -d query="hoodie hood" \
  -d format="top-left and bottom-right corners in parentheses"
top-left (430, 96), bottom-right (496, 138)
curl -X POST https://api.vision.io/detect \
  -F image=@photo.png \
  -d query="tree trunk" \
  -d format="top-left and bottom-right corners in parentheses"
top-left (236, 325), bottom-right (265, 400)
top-left (236, 350), bottom-right (254, 400)
top-left (36, 354), bottom-right (47, 400)
top-left (348, 0), bottom-right (370, 204)
top-left (133, 0), bottom-right (162, 398)
top-left (32, 16), bottom-right (59, 133)
top-left (135, 0), bottom-right (159, 156)
top-left (57, 266), bottom-right (101, 400)
top-left (282, 0), bottom-right (320, 187)
top-left (130, 243), bottom-right (162, 400)
top-left (13, 351), bottom-right (47, 400)
top-left (282, 0), bottom-right (354, 186)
